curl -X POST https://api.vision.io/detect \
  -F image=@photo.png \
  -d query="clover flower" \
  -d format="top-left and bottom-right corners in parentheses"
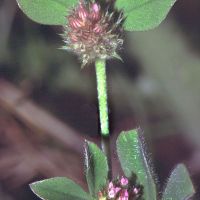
top-left (62, 0), bottom-right (124, 66)
top-left (98, 176), bottom-right (143, 200)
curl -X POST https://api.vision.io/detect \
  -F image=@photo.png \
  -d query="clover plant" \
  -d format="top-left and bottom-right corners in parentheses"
top-left (16, 0), bottom-right (195, 199)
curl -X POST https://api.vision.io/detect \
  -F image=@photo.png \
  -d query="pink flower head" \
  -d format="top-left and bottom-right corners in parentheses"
top-left (63, 0), bottom-right (124, 66)
top-left (120, 176), bottom-right (129, 186)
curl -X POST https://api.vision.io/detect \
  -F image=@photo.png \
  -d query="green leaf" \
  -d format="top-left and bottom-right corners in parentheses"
top-left (162, 164), bottom-right (195, 200)
top-left (30, 177), bottom-right (93, 200)
top-left (115, 0), bottom-right (177, 31)
top-left (85, 141), bottom-right (108, 197)
top-left (16, 0), bottom-right (78, 25)
top-left (116, 129), bottom-right (157, 200)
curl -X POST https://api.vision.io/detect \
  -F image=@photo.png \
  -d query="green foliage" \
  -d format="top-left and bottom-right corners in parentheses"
top-left (16, 0), bottom-right (77, 25)
top-left (162, 164), bottom-right (195, 200)
top-left (115, 0), bottom-right (177, 31)
top-left (84, 141), bottom-right (108, 197)
top-left (116, 130), bottom-right (157, 200)
top-left (30, 130), bottom-right (195, 200)
top-left (16, 0), bottom-right (176, 31)
top-left (30, 177), bottom-right (92, 200)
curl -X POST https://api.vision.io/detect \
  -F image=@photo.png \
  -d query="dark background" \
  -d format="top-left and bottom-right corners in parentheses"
top-left (0, 0), bottom-right (200, 199)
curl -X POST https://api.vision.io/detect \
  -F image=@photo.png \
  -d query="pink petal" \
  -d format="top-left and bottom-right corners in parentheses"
top-left (120, 176), bottom-right (129, 186)
top-left (108, 182), bottom-right (114, 189)
top-left (115, 187), bottom-right (121, 193)
top-left (92, 3), bottom-right (100, 13)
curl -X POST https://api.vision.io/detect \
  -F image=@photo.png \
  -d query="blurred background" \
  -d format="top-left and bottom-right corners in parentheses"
top-left (0, 0), bottom-right (200, 199)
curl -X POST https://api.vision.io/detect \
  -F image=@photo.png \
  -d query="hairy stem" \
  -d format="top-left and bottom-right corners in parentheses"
top-left (95, 59), bottom-right (109, 136)
top-left (95, 59), bottom-right (112, 178)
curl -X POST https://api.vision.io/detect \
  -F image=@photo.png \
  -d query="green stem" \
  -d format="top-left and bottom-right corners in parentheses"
top-left (95, 59), bottom-right (109, 137)
top-left (95, 59), bottom-right (112, 179)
